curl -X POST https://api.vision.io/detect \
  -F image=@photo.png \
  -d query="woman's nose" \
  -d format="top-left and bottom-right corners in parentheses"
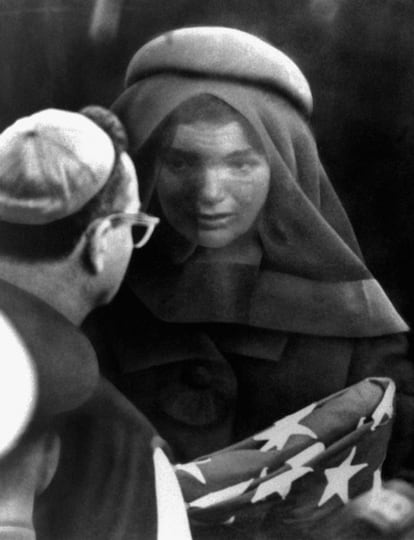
top-left (197, 167), bottom-right (225, 205)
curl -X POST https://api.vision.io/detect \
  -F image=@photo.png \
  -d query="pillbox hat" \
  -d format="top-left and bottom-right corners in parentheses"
top-left (125, 26), bottom-right (313, 115)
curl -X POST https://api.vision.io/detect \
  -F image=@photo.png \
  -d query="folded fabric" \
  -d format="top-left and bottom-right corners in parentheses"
top-left (176, 377), bottom-right (395, 539)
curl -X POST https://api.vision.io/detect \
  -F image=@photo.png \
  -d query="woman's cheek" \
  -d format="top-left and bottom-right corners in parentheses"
top-left (229, 176), bottom-right (256, 206)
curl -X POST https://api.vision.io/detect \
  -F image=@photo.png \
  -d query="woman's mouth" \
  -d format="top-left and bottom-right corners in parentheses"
top-left (196, 212), bottom-right (234, 229)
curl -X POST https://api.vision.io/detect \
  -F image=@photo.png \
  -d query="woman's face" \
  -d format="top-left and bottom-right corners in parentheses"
top-left (156, 120), bottom-right (271, 248)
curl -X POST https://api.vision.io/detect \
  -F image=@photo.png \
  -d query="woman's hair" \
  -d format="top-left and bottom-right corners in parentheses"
top-left (153, 93), bottom-right (264, 153)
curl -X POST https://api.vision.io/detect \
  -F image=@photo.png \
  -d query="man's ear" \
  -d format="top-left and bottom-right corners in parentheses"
top-left (83, 218), bottom-right (112, 274)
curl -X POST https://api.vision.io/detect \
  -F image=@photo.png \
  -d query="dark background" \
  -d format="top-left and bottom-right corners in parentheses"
top-left (1, 0), bottom-right (414, 326)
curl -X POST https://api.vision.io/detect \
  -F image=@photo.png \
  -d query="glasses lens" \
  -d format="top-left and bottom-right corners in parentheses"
top-left (131, 223), bottom-right (150, 246)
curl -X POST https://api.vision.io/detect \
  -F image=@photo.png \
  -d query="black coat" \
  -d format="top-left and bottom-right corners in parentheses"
top-left (85, 288), bottom-right (414, 478)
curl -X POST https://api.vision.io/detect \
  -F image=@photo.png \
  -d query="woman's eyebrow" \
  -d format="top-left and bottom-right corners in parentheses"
top-left (226, 149), bottom-right (258, 158)
top-left (163, 147), bottom-right (259, 159)
top-left (163, 147), bottom-right (197, 158)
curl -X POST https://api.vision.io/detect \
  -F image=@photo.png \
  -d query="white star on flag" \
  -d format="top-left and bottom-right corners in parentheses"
top-left (189, 479), bottom-right (253, 509)
top-left (318, 446), bottom-right (368, 507)
top-left (253, 403), bottom-right (318, 452)
top-left (260, 467), bottom-right (268, 478)
top-left (251, 442), bottom-right (324, 503)
top-left (251, 465), bottom-right (312, 503)
top-left (371, 380), bottom-right (395, 431)
top-left (357, 417), bottom-right (366, 429)
top-left (287, 441), bottom-right (326, 468)
top-left (175, 459), bottom-right (211, 485)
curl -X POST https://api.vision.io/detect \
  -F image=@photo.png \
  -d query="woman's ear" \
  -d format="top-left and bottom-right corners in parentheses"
top-left (83, 218), bottom-right (112, 275)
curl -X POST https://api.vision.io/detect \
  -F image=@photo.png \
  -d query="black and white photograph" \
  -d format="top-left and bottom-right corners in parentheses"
top-left (0, 1), bottom-right (414, 538)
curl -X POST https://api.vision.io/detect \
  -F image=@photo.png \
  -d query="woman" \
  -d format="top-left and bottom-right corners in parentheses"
top-left (87, 27), bottom-right (414, 474)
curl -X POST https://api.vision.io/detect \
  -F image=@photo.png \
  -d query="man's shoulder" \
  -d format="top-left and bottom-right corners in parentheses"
top-left (0, 278), bottom-right (99, 418)
top-left (79, 376), bottom-right (160, 440)
top-left (36, 377), bottom-right (165, 540)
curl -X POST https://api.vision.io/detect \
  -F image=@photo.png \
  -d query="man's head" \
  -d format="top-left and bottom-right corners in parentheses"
top-left (0, 107), bottom-right (158, 320)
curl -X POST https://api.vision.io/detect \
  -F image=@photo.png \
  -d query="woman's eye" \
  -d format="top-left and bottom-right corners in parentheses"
top-left (228, 159), bottom-right (253, 172)
top-left (164, 156), bottom-right (193, 171)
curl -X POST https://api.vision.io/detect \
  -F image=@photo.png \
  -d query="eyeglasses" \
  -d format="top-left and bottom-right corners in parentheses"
top-left (107, 211), bottom-right (160, 248)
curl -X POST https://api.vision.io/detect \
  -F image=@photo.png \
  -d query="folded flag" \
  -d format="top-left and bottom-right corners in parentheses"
top-left (175, 377), bottom-right (395, 539)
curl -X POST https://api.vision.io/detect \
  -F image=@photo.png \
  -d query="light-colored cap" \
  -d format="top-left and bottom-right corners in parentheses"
top-left (126, 26), bottom-right (313, 115)
top-left (0, 109), bottom-right (116, 224)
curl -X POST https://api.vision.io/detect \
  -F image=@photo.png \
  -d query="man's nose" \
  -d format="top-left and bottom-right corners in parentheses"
top-left (197, 167), bottom-right (225, 205)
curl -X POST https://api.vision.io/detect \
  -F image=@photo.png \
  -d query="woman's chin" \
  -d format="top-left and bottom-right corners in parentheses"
top-left (195, 230), bottom-right (236, 249)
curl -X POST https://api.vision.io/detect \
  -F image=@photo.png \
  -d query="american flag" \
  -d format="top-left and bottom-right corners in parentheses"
top-left (175, 377), bottom-right (395, 539)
